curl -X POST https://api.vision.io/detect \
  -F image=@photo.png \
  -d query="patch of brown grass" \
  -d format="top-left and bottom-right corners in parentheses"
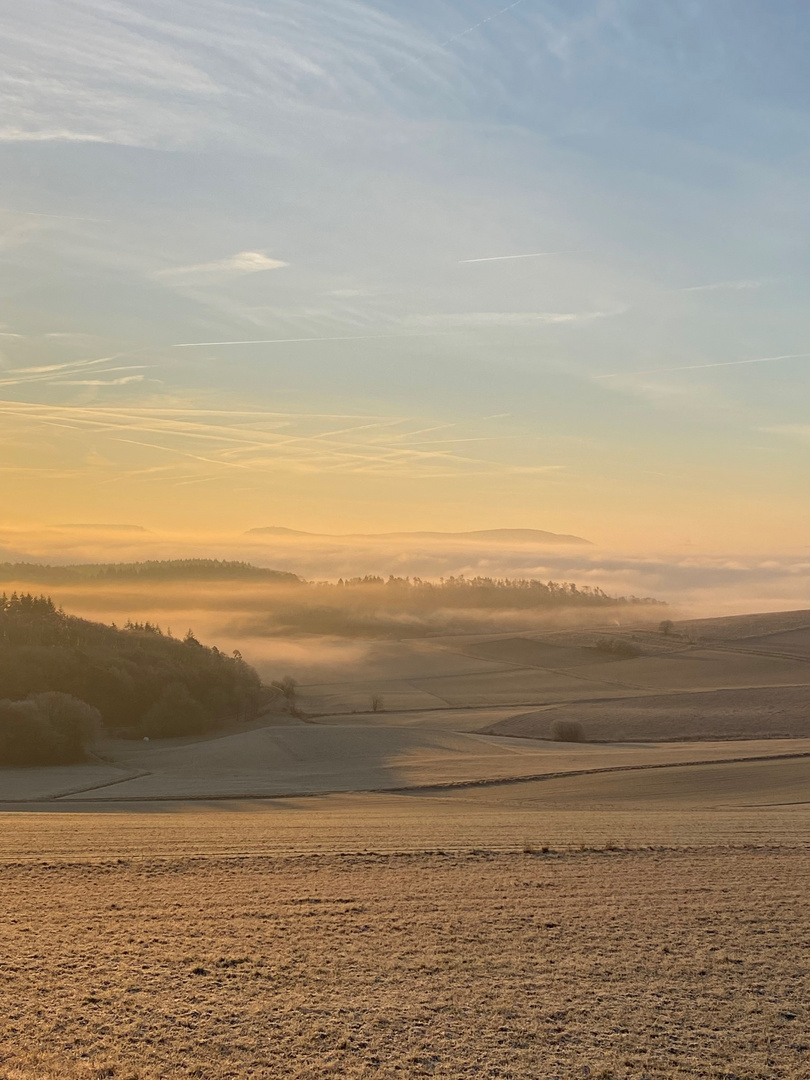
top-left (1, 849), bottom-right (810, 1079)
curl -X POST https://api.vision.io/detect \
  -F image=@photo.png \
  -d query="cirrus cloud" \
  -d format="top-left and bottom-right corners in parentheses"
top-left (155, 250), bottom-right (288, 281)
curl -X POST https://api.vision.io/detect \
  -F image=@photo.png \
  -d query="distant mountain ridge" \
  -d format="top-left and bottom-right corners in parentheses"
top-left (246, 526), bottom-right (593, 546)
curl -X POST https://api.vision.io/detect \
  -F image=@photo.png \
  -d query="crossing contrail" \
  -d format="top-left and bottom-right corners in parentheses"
top-left (173, 333), bottom-right (445, 347)
top-left (459, 250), bottom-right (575, 264)
top-left (594, 352), bottom-right (810, 379)
top-left (391, 0), bottom-right (530, 77)
top-left (429, 0), bottom-right (529, 52)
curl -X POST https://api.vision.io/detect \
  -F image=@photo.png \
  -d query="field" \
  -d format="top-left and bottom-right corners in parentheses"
top-left (3, 609), bottom-right (810, 1078)
top-left (2, 841), bottom-right (810, 1080)
top-left (271, 612), bottom-right (810, 724)
top-left (3, 750), bottom-right (810, 1079)
top-left (489, 685), bottom-right (810, 742)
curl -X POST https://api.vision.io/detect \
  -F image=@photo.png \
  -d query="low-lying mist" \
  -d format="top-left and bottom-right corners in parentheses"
top-left (2, 524), bottom-right (809, 616)
top-left (0, 577), bottom-right (661, 682)
top-left (2, 525), bottom-right (810, 684)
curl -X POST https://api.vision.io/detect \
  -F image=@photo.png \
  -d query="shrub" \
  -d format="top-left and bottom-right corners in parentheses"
top-left (271, 676), bottom-right (298, 702)
top-left (550, 720), bottom-right (585, 743)
top-left (31, 691), bottom-right (101, 760)
top-left (0, 692), bottom-right (100, 766)
top-left (593, 637), bottom-right (641, 659)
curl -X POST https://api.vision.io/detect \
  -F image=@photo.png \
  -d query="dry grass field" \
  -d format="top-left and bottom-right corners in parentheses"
top-left (490, 685), bottom-right (810, 742)
top-left (289, 612), bottom-right (810, 721)
top-left (2, 742), bottom-right (810, 1080)
top-left (1, 745), bottom-right (810, 858)
top-left (673, 610), bottom-right (810, 643)
top-left (2, 843), bottom-right (810, 1080)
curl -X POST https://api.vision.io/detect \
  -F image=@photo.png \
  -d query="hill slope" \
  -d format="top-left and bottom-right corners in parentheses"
top-left (0, 595), bottom-right (263, 748)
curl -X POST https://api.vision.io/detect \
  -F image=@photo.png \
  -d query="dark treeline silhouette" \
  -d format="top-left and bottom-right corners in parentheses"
top-left (0, 559), bottom-right (301, 585)
top-left (0, 593), bottom-right (263, 763)
top-left (327, 575), bottom-right (660, 608)
top-left (0, 562), bottom-right (659, 611)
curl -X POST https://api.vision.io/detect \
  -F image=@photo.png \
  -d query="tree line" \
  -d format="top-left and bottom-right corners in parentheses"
top-left (0, 593), bottom-right (264, 766)
top-left (0, 559), bottom-right (301, 585)
top-left (326, 574), bottom-right (661, 607)
top-left (0, 561), bottom-right (661, 610)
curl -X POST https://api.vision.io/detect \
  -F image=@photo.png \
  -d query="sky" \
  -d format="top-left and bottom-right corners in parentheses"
top-left (1, 0), bottom-right (810, 552)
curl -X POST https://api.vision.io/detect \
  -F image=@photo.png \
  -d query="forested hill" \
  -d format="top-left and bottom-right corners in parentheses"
top-left (0, 594), bottom-right (264, 764)
top-left (324, 575), bottom-right (660, 607)
top-left (0, 559), bottom-right (301, 584)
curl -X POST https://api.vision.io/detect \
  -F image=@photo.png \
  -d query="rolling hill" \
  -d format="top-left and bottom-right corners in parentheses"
top-left (246, 525), bottom-right (593, 545)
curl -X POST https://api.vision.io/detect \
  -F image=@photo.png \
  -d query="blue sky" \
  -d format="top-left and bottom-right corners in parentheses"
top-left (1, 0), bottom-right (809, 547)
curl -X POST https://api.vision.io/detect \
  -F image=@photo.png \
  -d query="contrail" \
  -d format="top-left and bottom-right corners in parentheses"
top-left (681, 279), bottom-right (761, 292)
top-left (391, 0), bottom-right (530, 77)
top-left (459, 250), bottom-right (575, 264)
top-left (594, 352), bottom-right (810, 380)
top-left (173, 333), bottom-right (445, 347)
top-left (431, 0), bottom-right (529, 50)
top-left (0, 206), bottom-right (110, 222)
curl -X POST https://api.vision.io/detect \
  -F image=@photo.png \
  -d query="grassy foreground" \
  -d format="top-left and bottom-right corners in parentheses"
top-left (1, 849), bottom-right (808, 1079)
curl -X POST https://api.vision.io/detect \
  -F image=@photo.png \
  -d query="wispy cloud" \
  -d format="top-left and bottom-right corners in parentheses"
top-left (155, 251), bottom-right (288, 280)
top-left (172, 311), bottom-right (621, 347)
top-left (592, 376), bottom-right (734, 416)
top-left (173, 332), bottom-right (446, 347)
top-left (0, 399), bottom-right (560, 483)
top-left (52, 375), bottom-right (145, 387)
top-left (0, 1), bottom-right (446, 150)
top-left (0, 128), bottom-right (111, 144)
top-left (2, 358), bottom-right (118, 376)
top-left (0, 356), bottom-right (148, 390)
top-left (44, 331), bottom-right (106, 339)
top-left (0, 209), bottom-right (109, 222)
top-left (680, 279), bottom-right (763, 293)
top-left (759, 425), bottom-right (810, 444)
top-left (594, 352), bottom-right (810, 380)
top-left (409, 310), bottom-right (622, 328)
